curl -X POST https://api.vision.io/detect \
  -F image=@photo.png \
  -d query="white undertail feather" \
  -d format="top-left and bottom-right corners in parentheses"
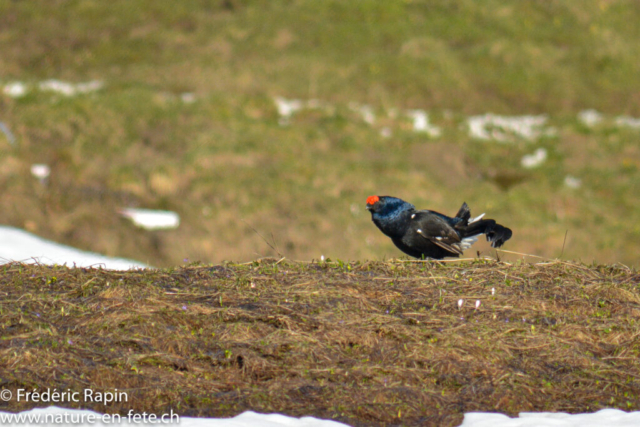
top-left (458, 235), bottom-right (479, 251)
top-left (460, 212), bottom-right (485, 250)
top-left (469, 213), bottom-right (485, 224)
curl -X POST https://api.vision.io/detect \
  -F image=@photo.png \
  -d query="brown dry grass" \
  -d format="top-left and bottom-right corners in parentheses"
top-left (1, 258), bottom-right (639, 426)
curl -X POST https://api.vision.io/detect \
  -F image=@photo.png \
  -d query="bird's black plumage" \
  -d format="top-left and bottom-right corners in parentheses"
top-left (366, 195), bottom-right (512, 259)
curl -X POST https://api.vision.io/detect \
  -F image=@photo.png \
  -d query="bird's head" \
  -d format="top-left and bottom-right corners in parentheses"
top-left (366, 195), bottom-right (414, 218)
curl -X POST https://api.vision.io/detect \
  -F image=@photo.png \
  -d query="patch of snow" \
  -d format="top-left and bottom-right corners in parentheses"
top-left (407, 109), bottom-right (441, 137)
top-left (206, 410), bottom-right (350, 427)
top-left (3, 405), bottom-right (640, 427)
top-left (348, 102), bottom-right (375, 125)
top-left (39, 80), bottom-right (76, 96)
top-left (3, 81), bottom-right (28, 98)
top-left (578, 109), bottom-right (603, 127)
top-left (30, 164), bottom-right (51, 181)
top-left (119, 208), bottom-right (180, 230)
top-left (521, 148), bottom-right (547, 169)
top-left (459, 409), bottom-right (640, 427)
top-left (564, 175), bottom-right (582, 189)
top-left (468, 114), bottom-right (553, 142)
top-left (615, 116), bottom-right (640, 129)
top-left (39, 79), bottom-right (103, 96)
top-left (0, 226), bottom-right (147, 270)
top-left (274, 97), bottom-right (304, 125)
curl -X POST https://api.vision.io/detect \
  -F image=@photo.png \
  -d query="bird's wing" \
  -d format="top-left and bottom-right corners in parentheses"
top-left (411, 211), bottom-right (464, 255)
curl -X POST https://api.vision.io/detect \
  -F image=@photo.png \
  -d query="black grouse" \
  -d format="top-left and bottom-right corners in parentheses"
top-left (366, 195), bottom-right (512, 259)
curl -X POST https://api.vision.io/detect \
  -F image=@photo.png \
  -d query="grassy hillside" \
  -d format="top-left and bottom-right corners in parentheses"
top-left (1, 260), bottom-right (639, 426)
top-left (1, 0), bottom-right (639, 266)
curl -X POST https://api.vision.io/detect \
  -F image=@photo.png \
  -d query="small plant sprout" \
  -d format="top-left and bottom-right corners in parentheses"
top-left (458, 299), bottom-right (464, 309)
top-left (475, 300), bottom-right (481, 310)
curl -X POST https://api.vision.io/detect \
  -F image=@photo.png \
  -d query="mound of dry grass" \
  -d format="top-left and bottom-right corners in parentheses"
top-left (1, 257), bottom-right (639, 426)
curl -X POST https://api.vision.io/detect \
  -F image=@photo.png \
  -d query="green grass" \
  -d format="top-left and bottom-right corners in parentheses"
top-left (1, 0), bottom-right (639, 267)
top-left (1, 260), bottom-right (639, 426)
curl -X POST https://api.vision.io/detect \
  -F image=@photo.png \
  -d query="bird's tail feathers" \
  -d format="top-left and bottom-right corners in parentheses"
top-left (454, 202), bottom-right (471, 223)
top-left (469, 213), bottom-right (485, 223)
top-left (462, 219), bottom-right (513, 248)
top-left (454, 203), bottom-right (485, 226)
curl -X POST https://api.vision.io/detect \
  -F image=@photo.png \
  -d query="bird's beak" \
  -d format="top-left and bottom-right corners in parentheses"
top-left (365, 204), bottom-right (373, 211)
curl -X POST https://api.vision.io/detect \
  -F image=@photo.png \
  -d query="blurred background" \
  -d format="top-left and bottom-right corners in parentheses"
top-left (0, 0), bottom-right (639, 267)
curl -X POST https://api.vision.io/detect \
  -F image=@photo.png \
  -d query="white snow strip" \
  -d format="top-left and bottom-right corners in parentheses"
top-left (38, 79), bottom-right (103, 96)
top-left (0, 407), bottom-right (350, 427)
top-left (578, 109), bottom-right (603, 127)
top-left (0, 226), bottom-right (147, 270)
top-left (119, 208), bottom-right (180, 230)
top-left (615, 115), bottom-right (640, 129)
top-left (407, 109), bottom-right (441, 137)
top-left (467, 114), bottom-right (553, 142)
top-left (459, 408), bottom-right (640, 427)
top-left (2, 81), bottom-right (28, 98)
top-left (521, 148), bottom-right (547, 169)
top-left (7, 407), bottom-right (640, 427)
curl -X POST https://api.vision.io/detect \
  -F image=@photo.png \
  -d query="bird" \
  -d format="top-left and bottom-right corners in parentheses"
top-left (366, 195), bottom-right (512, 259)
